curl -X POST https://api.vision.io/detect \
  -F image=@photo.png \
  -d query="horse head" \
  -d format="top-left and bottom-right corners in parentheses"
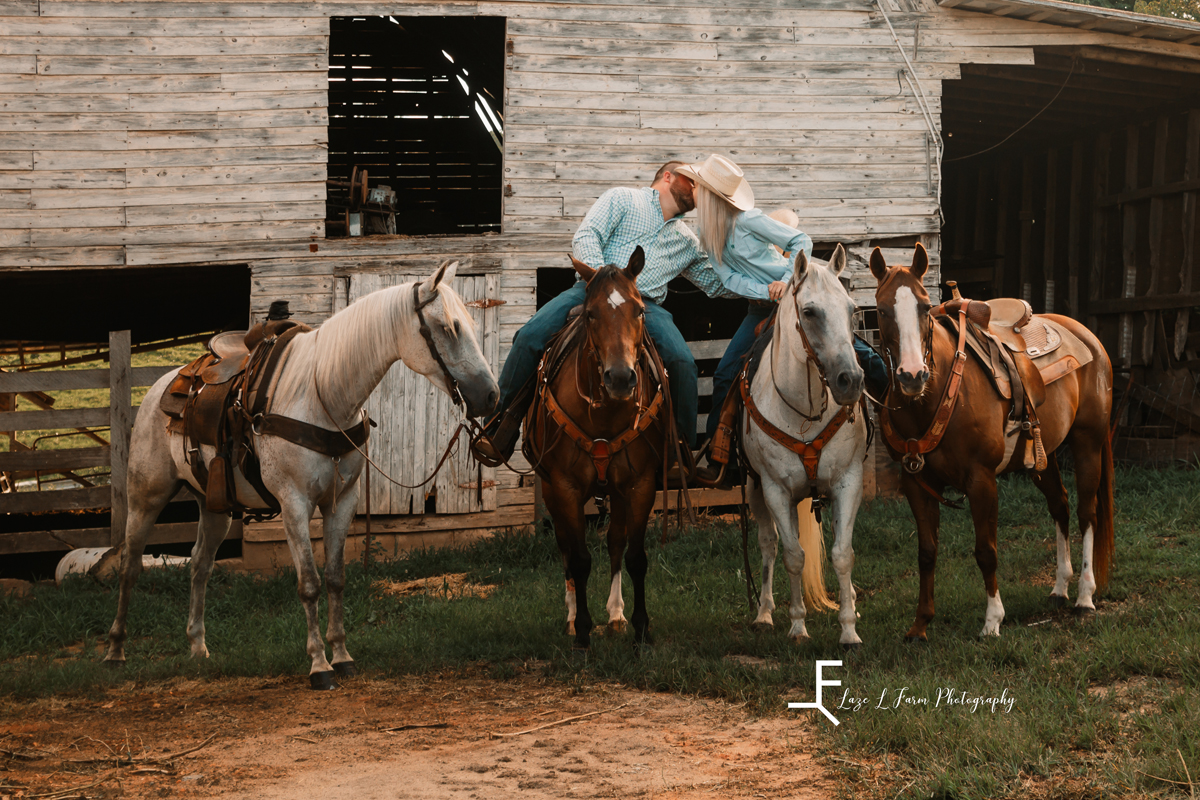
top-left (569, 247), bottom-right (647, 401)
top-left (787, 243), bottom-right (864, 406)
top-left (414, 260), bottom-right (500, 418)
top-left (870, 243), bottom-right (933, 398)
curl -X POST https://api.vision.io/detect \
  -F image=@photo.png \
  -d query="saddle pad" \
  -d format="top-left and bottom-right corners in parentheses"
top-left (963, 316), bottom-right (1092, 400)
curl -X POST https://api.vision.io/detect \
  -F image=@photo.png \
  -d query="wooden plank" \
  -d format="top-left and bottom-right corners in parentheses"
top-left (1178, 110), bottom-right (1200, 359)
top-left (0, 207), bottom-right (125, 228)
top-left (0, 169), bottom-right (126, 190)
top-left (1042, 149), bottom-right (1058, 314)
top-left (1, 36), bottom-right (327, 57)
top-left (0, 447), bottom-right (110, 471)
top-left (30, 182), bottom-right (322, 210)
top-left (1144, 116), bottom-right (1169, 366)
top-left (35, 144), bottom-right (328, 170)
top-left (507, 88), bottom-right (927, 115)
top-left (1067, 142), bottom-right (1084, 318)
top-left (0, 112), bottom-right (218, 132)
top-left (1088, 292), bottom-right (1200, 314)
top-left (0, 365), bottom-right (172, 393)
top-left (125, 164), bottom-right (325, 189)
top-left (1019, 156), bottom-right (1034, 303)
top-left (126, 90), bottom-right (327, 113)
top-left (33, 220), bottom-right (322, 247)
top-left (0, 55), bottom-right (37, 74)
top-left (0, 131), bottom-right (129, 151)
top-left (126, 126), bottom-right (326, 149)
top-left (0, 0), bottom-right (38, 15)
top-left (1120, 125), bottom-right (1139, 368)
top-left (0, 190), bottom-right (31, 209)
top-left (0, 246), bottom-right (125, 268)
top-left (108, 331), bottom-right (131, 547)
top-left (0, 229), bottom-right (31, 246)
top-left (7, 73), bottom-right (222, 93)
top-left (125, 199), bottom-right (323, 226)
top-left (0, 407), bottom-right (110, 431)
top-left (0, 521), bottom-right (214, 556)
top-left (0, 94), bottom-right (131, 113)
top-left (0, 151), bottom-right (34, 170)
top-left (36, 54), bottom-right (326, 75)
top-left (1127, 382), bottom-right (1200, 435)
top-left (1090, 133), bottom-right (1110, 331)
top-left (1, 17), bottom-right (326, 37)
top-left (244, 503), bottom-right (539, 543)
top-left (1096, 176), bottom-right (1200, 207)
top-left (0, 485), bottom-right (111, 515)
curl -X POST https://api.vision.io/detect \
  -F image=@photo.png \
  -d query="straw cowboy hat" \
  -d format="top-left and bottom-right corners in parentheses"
top-left (675, 154), bottom-right (755, 211)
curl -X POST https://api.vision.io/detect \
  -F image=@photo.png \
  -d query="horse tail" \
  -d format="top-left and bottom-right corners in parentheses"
top-left (1093, 432), bottom-right (1116, 591)
top-left (799, 501), bottom-right (838, 612)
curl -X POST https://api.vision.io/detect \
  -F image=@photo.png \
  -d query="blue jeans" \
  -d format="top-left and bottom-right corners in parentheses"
top-left (704, 309), bottom-right (891, 442)
top-left (497, 281), bottom-right (700, 447)
top-left (706, 303), bottom-right (774, 442)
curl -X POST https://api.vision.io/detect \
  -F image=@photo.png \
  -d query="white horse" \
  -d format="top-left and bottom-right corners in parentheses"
top-left (103, 262), bottom-right (499, 687)
top-left (741, 244), bottom-right (869, 647)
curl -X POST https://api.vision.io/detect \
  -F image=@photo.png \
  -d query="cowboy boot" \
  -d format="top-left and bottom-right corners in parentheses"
top-left (469, 376), bottom-right (537, 467)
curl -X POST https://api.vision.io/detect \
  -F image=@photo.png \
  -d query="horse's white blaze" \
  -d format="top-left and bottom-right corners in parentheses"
top-left (1052, 521), bottom-right (1073, 599)
top-left (981, 590), bottom-right (1005, 637)
top-left (1076, 526), bottom-right (1097, 609)
top-left (606, 573), bottom-right (626, 624)
top-left (894, 285), bottom-right (926, 377)
top-left (607, 288), bottom-right (626, 309)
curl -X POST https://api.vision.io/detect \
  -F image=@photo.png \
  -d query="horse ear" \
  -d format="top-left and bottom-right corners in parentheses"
top-left (625, 246), bottom-right (645, 280)
top-left (829, 243), bottom-right (847, 278)
top-left (909, 243), bottom-right (929, 280)
top-left (869, 247), bottom-right (889, 282)
top-left (422, 260), bottom-right (457, 296)
top-left (792, 248), bottom-right (809, 285)
top-left (570, 254), bottom-right (598, 283)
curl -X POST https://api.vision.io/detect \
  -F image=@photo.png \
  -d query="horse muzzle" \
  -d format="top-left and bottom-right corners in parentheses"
top-left (602, 365), bottom-right (638, 400)
top-left (460, 373), bottom-right (500, 419)
top-left (831, 365), bottom-right (865, 406)
top-left (895, 368), bottom-right (929, 397)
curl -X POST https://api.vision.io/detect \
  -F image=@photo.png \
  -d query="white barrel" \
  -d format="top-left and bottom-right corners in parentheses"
top-left (56, 548), bottom-right (190, 585)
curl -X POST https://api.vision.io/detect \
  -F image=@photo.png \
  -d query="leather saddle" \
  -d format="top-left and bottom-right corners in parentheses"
top-left (160, 320), bottom-right (310, 516)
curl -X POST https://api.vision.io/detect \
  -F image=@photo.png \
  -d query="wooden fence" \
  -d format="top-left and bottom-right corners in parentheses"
top-left (0, 331), bottom-right (179, 554)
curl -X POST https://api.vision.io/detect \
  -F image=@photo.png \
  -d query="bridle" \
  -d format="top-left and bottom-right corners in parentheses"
top-left (413, 282), bottom-right (465, 410)
top-left (768, 274), bottom-right (832, 424)
top-left (874, 272), bottom-right (935, 411)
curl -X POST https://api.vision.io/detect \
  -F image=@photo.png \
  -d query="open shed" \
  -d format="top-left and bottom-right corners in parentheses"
top-left (1, 0), bottom-right (1198, 565)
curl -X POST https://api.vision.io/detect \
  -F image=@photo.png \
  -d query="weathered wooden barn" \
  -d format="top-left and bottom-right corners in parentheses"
top-left (2, 0), bottom-right (1198, 566)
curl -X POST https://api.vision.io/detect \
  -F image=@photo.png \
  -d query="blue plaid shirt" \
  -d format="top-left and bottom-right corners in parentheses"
top-left (572, 187), bottom-right (737, 304)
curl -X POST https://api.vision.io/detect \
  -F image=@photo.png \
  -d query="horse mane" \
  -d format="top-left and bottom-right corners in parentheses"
top-left (271, 279), bottom-right (477, 415)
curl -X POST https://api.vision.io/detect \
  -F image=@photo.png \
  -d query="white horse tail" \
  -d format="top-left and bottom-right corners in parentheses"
top-left (798, 499), bottom-right (838, 612)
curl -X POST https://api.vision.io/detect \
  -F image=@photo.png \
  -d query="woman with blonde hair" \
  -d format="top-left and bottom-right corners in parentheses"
top-left (676, 155), bottom-right (886, 477)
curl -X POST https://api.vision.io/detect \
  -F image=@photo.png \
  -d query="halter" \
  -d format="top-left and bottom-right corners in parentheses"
top-left (874, 270), bottom-right (935, 412)
top-left (768, 277), bottom-right (832, 424)
top-left (413, 282), bottom-right (464, 409)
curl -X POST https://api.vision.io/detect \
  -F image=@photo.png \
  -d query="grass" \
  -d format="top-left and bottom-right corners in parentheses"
top-left (0, 464), bottom-right (1196, 798)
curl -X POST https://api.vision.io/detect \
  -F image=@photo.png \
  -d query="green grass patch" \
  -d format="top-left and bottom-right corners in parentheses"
top-left (1, 465), bottom-right (1196, 798)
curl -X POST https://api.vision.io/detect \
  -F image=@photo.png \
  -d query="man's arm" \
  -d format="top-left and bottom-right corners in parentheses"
top-left (572, 188), bottom-right (629, 269)
top-left (681, 249), bottom-right (741, 300)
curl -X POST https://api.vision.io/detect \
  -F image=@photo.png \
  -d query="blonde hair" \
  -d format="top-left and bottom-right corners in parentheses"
top-left (695, 183), bottom-right (739, 266)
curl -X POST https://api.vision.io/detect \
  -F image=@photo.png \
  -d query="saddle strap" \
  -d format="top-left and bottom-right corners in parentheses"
top-left (258, 414), bottom-right (370, 458)
top-left (880, 310), bottom-right (969, 473)
top-left (740, 374), bottom-right (852, 482)
top-left (540, 377), bottom-right (665, 485)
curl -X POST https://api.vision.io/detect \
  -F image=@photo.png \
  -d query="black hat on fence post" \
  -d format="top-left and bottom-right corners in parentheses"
top-left (267, 301), bottom-right (292, 321)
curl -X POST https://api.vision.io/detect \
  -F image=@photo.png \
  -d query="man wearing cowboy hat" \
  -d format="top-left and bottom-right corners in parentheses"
top-left (471, 160), bottom-right (741, 467)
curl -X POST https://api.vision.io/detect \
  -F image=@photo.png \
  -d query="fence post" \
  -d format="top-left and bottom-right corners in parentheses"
top-left (109, 330), bottom-right (132, 548)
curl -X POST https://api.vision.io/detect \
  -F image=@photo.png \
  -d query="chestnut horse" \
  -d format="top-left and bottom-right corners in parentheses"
top-left (871, 245), bottom-right (1114, 640)
top-left (524, 248), bottom-right (668, 652)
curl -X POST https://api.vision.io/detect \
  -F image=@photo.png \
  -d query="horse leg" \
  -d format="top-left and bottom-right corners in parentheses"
top-left (604, 501), bottom-right (628, 634)
top-left (1068, 431), bottom-right (1105, 613)
top-left (829, 466), bottom-right (864, 648)
top-left (760, 479), bottom-right (809, 642)
top-left (105, 474), bottom-right (182, 664)
top-left (624, 480), bottom-right (658, 646)
top-left (320, 476), bottom-right (360, 677)
top-left (1031, 455), bottom-right (1073, 608)
top-left (966, 473), bottom-right (1004, 637)
top-left (278, 496), bottom-right (335, 688)
top-left (746, 477), bottom-right (778, 628)
top-left (545, 483), bottom-right (593, 650)
top-left (900, 472), bottom-right (942, 641)
top-left (185, 507), bottom-right (232, 659)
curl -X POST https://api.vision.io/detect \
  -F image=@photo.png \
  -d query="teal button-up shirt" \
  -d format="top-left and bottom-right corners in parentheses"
top-left (712, 209), bottom-right (814, 302)
top-left (571, 186), bottom-right (737, 304)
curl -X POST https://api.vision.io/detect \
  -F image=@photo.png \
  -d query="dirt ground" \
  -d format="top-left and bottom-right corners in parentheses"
top-left (0, 670), bottom-right (833, 799)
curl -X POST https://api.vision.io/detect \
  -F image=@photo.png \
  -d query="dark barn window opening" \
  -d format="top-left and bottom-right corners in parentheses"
top-left (328, 16), bottom-right (506, 237)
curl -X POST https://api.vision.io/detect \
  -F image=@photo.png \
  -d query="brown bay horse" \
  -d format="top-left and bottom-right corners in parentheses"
top-left (871, 245), bottom-right (1115, 640)
top-left (524, 248), bottom-right (669, 651)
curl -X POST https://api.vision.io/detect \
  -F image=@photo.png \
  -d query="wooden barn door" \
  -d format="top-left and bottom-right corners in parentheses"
top-left (346, 272), bottom-right (500, 515)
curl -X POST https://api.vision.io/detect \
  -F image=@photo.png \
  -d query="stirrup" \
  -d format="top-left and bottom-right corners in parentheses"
top-left (469, 433), bottom-right (507, 468)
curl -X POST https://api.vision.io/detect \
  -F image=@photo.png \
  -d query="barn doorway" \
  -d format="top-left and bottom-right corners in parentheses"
top-left (939, 47), bottom-right (1200, 463)
top-left (327, 16), bottom-right (506, 237)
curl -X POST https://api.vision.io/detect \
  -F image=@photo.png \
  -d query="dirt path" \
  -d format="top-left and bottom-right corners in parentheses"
top-left (0, 672), bottom-right (831, 799)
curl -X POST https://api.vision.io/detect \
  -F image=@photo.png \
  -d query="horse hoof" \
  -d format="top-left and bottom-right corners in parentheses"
top-left (842, 642), bottom-right (863, 652)
top-left (607, 620), bottom-right (627, 635)
top-left (751, 620), bottom-right (774, 633)
top-left (904, 635), bottom-right (928, 645)
top-left (103, 659), bottom-right (125, 670)
top-left (332, 661), bottom-right (357, 678)
top-left (1049, 594), bottom-right (1067, 609)
top-left (309, 670), bottom-right (338, 690)
top-left (1074, 606), bottom-right (1097, 619)
top-left (788, 634), bottom-right (810, 645)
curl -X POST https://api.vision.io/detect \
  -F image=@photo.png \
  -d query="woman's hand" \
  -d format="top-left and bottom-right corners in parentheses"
top-left (767, 281), bottom-right (788, 301)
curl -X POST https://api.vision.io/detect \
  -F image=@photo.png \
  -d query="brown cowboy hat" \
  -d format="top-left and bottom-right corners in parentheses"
top-left (675, 154), bottom-right (755, 211)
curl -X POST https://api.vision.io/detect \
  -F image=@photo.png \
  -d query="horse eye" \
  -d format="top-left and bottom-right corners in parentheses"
top-left (803, 307), bottom-right (817, 318)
